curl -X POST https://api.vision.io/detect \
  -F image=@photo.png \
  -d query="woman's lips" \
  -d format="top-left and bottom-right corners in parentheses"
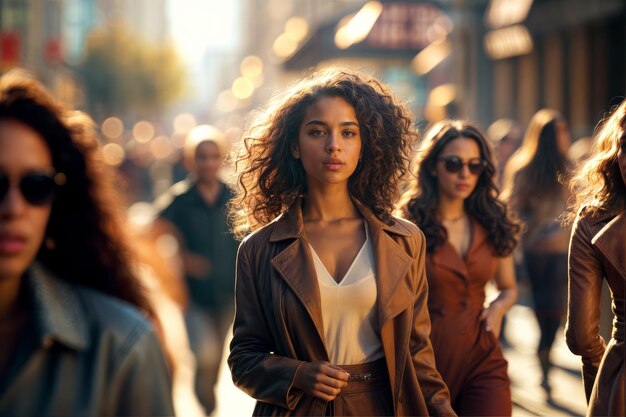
top-left (324, 159), bottom-right (345, 171)
top-left (455, 183), bottom-right (470, 191)
top-left (324, 162), bottom-right (344, 171)
top-left (0, 234), bottom-right (26, 254)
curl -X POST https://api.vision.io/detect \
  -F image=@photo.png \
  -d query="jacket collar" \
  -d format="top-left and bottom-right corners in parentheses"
top-left (591, 210), bottom-right (626, 280)
top-left (269, 197), bottom-right (414, 343)
top-left (269, 197), bottom-right (411, 243)
top-left (26, 263), bottom-right (88, 350)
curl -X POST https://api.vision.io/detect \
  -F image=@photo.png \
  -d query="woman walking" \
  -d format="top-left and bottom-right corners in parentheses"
top-left (228, 68), bottom-right (455, 416)
top-left (566, 99), bottom-right (626, 417)
top-left (399, 120), bottom-right (519, 416)
top-left (502, 109), bottom-right (572, 393)
top-left (0, 70), bottom-right (174, 416)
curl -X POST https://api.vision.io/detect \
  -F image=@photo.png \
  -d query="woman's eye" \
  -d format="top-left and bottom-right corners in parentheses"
top-left (343, 130), bottom-right (357, 137)
top-left (310, 129), bottom-right (326, 136)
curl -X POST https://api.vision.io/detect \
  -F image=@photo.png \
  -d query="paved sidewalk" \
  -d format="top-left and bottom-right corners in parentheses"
top-left (504, 305), bottom-right (587, 417)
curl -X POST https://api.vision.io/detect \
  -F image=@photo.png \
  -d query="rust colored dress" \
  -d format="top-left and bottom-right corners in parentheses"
top-left (426, 222), bottom-right (512, 416)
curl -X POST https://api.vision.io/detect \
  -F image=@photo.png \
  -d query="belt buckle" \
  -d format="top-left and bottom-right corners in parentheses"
top-left (348, 372), bottom-right (372, 382)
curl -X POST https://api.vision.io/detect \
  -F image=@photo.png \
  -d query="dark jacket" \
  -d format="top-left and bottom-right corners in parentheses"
top-left (0, 264), bottom-right (175, 417)
top-left (157, 179), bottom-right (238, 312)
top-left (228, 199), bottom-right (455, 416)
top-left (566, 211), bottom-right (625, 417)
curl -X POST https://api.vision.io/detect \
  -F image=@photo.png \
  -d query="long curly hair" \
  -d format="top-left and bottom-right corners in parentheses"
top-left (230, 68), bottom-right (417, 237)
top-left (501, 109), bottom-right (571, 215)
top-left (398, 120), bottom-right (519, 255)
top-left (0, 70), bottom-right (151, 314)
top-left (567, 99), bottom-right (626, 221)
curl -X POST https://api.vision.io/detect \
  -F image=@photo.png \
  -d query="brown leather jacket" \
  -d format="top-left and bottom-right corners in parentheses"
top-left (566, 211), bottom-right (625, 417)
top-left (228, 199), bottom-right (455, 416)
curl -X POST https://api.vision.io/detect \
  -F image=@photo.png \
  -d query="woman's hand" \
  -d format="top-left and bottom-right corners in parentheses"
top-left (293, 361), bottom-right (350, 401)
top-left (480, 303), bottom-right (505, 338)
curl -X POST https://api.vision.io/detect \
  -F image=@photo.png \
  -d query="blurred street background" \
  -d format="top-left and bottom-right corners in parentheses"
top-left (1, 0), bottom-right (623, 415)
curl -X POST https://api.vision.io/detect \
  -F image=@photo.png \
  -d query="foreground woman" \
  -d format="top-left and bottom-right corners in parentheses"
top-left (228, 68), bottom-right (455, 416)
top-left (0, 70), bottom-right (174, 416)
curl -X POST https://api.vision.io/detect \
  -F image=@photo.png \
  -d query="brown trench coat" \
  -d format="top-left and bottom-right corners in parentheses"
top-left (566, 211), bottom-right (625, 417)
top-left (228, 199), bottom-right (455, 416)
top-left (426, 222), bottom-right (511, 416)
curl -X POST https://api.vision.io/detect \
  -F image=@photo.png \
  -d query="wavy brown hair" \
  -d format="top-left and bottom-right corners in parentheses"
top-left (0, 70), bottom-right (151, 314)
top-left (501, 109), bottom-right (571, 216)
top-left (567, 99), bottom-right (626, 222)
top-left (398, 120), bottom-right (519, 255)
top-left (230, 68), bottom-right (417, 237)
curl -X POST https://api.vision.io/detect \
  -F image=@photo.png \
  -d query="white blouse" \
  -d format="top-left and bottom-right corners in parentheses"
top-left (309, 226), bottom-right (384, 365)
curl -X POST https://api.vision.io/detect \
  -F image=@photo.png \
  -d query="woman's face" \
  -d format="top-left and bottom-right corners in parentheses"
top-left (434, 136), bottom-right (484, 202)
top-left (294, 96), bottom-right (361, 189)
top-left (194, 141), bottom-right (224, 183)
top-left (0, 120), bottom-right (54, 281)
top-left (555, 119), bottom-right (571, 156)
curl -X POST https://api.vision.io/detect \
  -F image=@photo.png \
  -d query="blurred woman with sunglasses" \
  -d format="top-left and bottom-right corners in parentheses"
top-left (0, 71), bottom-right (174, 415)
top-left (399, 120), bottom-right (519, 416)
top-left (565, 100), bottom-right (625, 417)
top-left (502, 109), bottom-right (572, 394)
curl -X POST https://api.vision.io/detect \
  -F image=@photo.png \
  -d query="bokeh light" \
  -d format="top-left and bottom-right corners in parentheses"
top-left (133, 121), bottom-right (155, 143)
top-left (231, 77), bottom-right (255, 99)
top-left (102, 143), bottom-right (126, 166)
top-left (240, 55), bottom-right (264, 78)
top-left (101, 117), bottom-right (124, 141)
top-left (173, 113), bottom-right (197, 133)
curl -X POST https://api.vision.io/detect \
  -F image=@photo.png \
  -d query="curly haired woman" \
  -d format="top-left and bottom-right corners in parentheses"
top-left (399, 120), bottom-right (519, 416)
top-left (227, 68), bottom-right (455, 416)
top-left (566, 99), bottom-right (626, 417)
top-left (0, 70), bottom-right (173, 416)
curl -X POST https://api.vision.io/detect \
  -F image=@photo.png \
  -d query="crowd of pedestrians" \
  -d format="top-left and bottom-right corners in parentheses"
top-left (0, 67), bottom-right (623, 417)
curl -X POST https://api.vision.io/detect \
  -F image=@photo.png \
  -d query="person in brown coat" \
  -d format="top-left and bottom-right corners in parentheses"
top-left (566, 99), bottom-right (626, 417)
top-left (227, 68), bottom-right (456, 416)
top-left (399, 121), bottom-right (520, 416)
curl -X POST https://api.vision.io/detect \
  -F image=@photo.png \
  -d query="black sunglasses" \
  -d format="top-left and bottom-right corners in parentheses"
top-left (438, 156), bottom-right (487, 175)
top-left (0, 171), bottom-right (62, 206)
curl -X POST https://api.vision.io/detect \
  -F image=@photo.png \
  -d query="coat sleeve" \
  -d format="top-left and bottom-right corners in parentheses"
top-left (107, 323), bottom-right (176, 416)
top-left (228, 239), bottom-right (305, 410)
top-left (565, 215), bottom-right (607, 401)
top-left (409, 228), bottom-right (457, 417)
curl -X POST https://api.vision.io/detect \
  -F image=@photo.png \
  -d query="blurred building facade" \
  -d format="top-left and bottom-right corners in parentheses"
top-left (0, 0), bottom-right (168, 103)
top-left (227, 0), bottom-right (625, 139)
top-left (457, 0), bottom-right (626, 138)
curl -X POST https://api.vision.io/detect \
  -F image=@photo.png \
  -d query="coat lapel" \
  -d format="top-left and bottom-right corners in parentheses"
top-left (352, 200), bottom-right (414, 327)
top-left (269, 202), bottom-right (327, 348)
top-left (591, 211), bottom-right (626, 281)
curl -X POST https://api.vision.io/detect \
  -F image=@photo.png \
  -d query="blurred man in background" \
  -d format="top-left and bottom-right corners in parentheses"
top-left (155, 125), bottom-right (238, 415)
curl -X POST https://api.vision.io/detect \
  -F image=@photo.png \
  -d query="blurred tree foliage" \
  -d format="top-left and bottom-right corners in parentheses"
top-left (79, 21), bottom-right (186, 119)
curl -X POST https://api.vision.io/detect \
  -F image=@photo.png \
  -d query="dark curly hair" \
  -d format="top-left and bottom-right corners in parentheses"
top-left (230, 67), bottom-right (417, 237)
top-left (398, 120), bottom-right (520, 256)
top-left (0, 70), bottom-right (151, 314)
top-left (567, 99), bottom-right (626, 222)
